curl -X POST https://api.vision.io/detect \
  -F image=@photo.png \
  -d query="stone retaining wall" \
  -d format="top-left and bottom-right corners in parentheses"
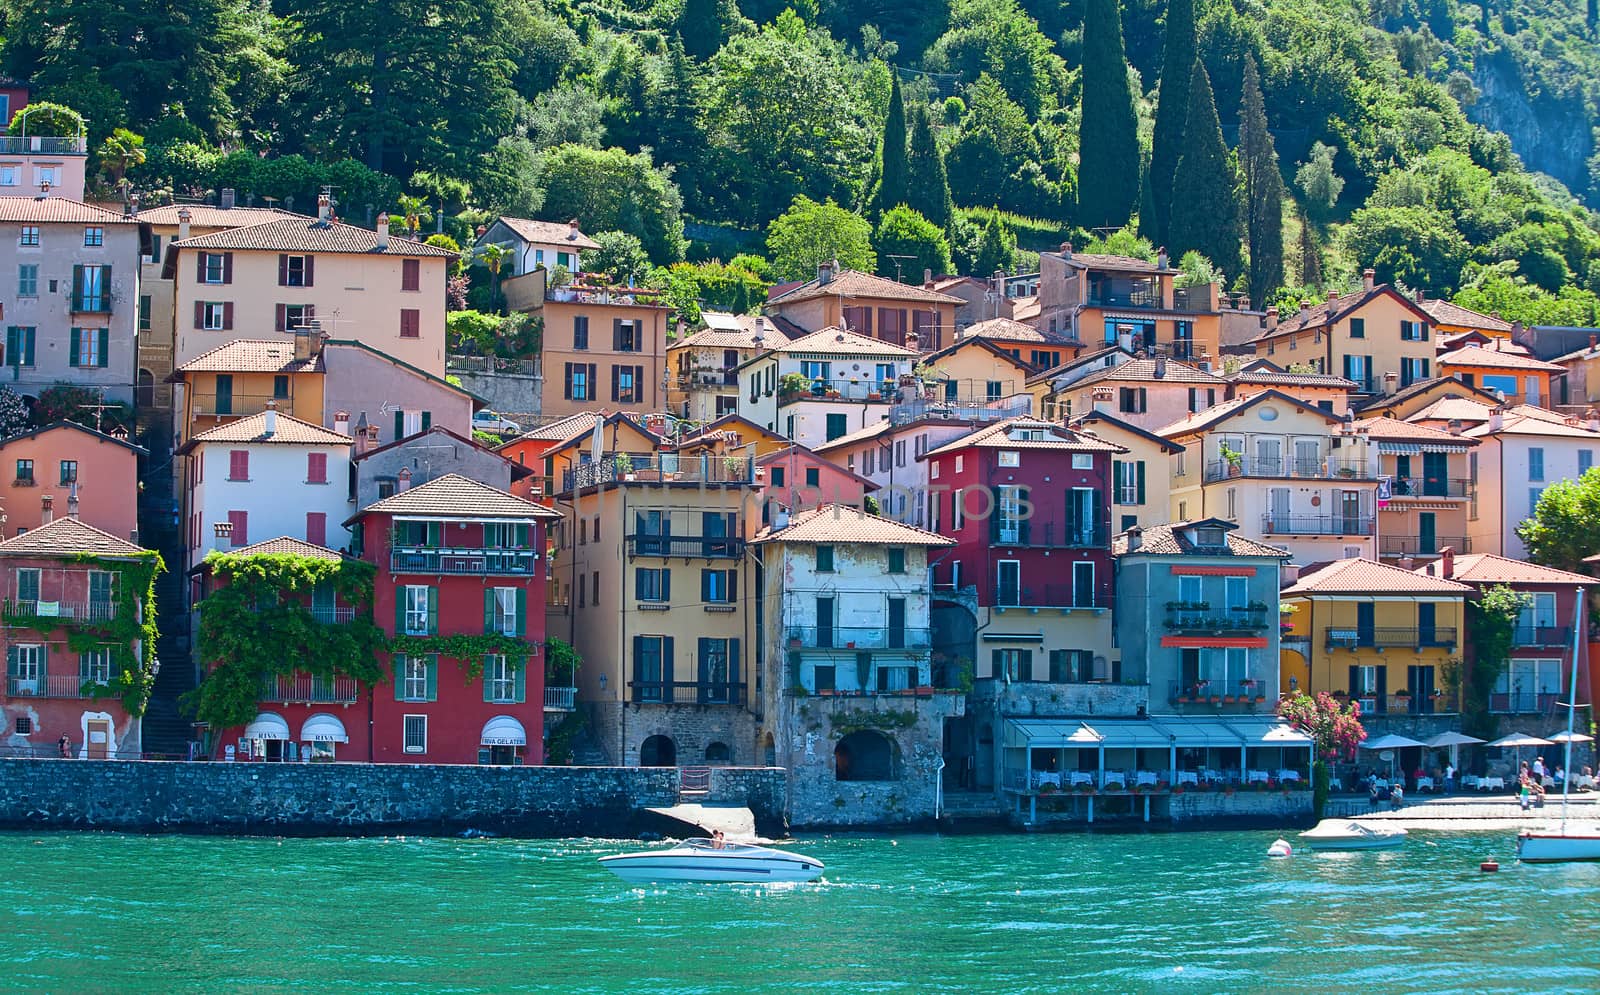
top-left (0, 759), bottom-right (788, 838)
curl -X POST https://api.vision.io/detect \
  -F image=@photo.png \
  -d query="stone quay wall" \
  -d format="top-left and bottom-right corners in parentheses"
top-left (0, 759), bottom-right (788, 838)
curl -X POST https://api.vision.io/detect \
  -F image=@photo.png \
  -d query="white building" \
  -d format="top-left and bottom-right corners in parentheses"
top-left (736, 327), bottom-right (918, 450)
top-left (473, 216), bottom-right (600, 277)
top-left (179, 409), bottom-right (353, 573)
top-left (812, 414), bottom-right (1017, 528)
top-left (1464, 406), bottom-right (1600, 559)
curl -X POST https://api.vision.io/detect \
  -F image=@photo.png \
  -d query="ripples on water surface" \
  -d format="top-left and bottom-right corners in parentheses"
top-left (3, 830), bottom-right (1598, 992)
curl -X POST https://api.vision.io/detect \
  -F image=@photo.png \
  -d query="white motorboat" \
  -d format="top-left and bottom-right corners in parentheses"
top-left (1517, 826), bottom-right (1600, 863)
top-left (1298, 819), bottom-right (1408, 851)
top-left (599, 838), bottom-right (824, 884)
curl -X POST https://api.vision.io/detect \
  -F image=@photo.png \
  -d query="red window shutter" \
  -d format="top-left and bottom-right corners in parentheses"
top-left (195, 253), bottom-right (206, 283)
top-left (402, 259), bottom-right (420, 292)
top-left (193, 301), bottom-right (204, 330)
top-left (275, 304), bottom-right (286, 332)
top-left (228, 510), bottom-right (248, 546)
top-left (400, 309), bottom-right (419, 338)
top-left (222, 253), bottom-right (233, 284)
top-left (307, 452), bottom-right (327, 483)
top-left (306, 512), bottom-right (326, 547)
top-left (278, 254), bottom-right (288, 286)
top-left (304, 256), bottom-right (314, 287)
top-left (229, 450), bottom-right (248, 480)
top-left (222, 302), bottom-right (234, 330)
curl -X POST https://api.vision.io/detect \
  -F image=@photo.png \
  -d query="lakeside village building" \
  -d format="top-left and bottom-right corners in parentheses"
top-left (2, 171), bottom-right (1598, 829)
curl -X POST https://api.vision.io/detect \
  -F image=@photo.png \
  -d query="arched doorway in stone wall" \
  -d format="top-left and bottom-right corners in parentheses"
top-left (640, 734), bottom-right (677, 767)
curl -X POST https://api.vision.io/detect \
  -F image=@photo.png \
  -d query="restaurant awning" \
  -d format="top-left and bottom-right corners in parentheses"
top-left (243, 712), bottom-right (290, 741)
top-left (1153, 716), bottom-right (1244, 748)
top-left (1091, 720), bottom-right (1178, 749)
top-left (1002, 719), bottom-right (1106, 750)
top-left (1226, 719), bottom-right (1314, 747)
top-left (480, 715), bottom-right (527, 747)
top-left (300, 713), bottom-right (349, 743)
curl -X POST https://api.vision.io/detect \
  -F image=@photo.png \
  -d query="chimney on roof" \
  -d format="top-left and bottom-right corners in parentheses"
top-left (334, 410), bottom-right (350, 437)
top-left (177, 206), bottom-right (192, 242)
top-left (1060, 242), bottom-right (1073, 258)
top-left (1383, 371), bottom-right (1399, 395)
top-left (818, 260), bottom-right (835, 285)
top-left (293, 322), bottom-right (321, 362)
top-left (263, 401), bottom-right (278, 438)
top-left (1447, 418), bottom-right (1463, 435)
top-left (375, 212), bottom-right (390, 250)
top-left (923, 268), bottom-right (933, 286)
top-left (220, 188), bottom-right (236, 210)
top-left (317, 192), bottom-right (331, 222)
top-left (40, 493), bottom-right (52, 525)
top-left (1154, 356), bottom-right (1168, 379)
top-left (1363, 268), bottom-right (1376, 291)
top-left (397, 467), bottom-right (412, 492)
top-left (1264, 306), bottom-right (1279, 331)
top-left (353, 412), bottom-right (370, 456)
top-left (1126, 526), bottom-right (1142, 552)
top-left (1489, 406), bottom-right (1504, 433)
top-left (906, 328), bottom-right (920, 353)
top-left (1299, 298), bottom-right (1311, 312)
top-left (1415, 288), bottom-right (1425, 304)
top-left (1440, 545), bottom-right (1455, 579)
top-left (1590, 334), bottom-right (1597, 353)
top-left (1587, 409), bottom-right (1600, 433)
top-left (1157, 247), bottom-right (1169, 270)
top-left (1091, 386), bottom-right (1114, 415)
top-left (213, 521), bottom-right (233, 553)
top-left (567, 219), bottom-right (580, 241)
top-left (66, 483), bottom-right (78, 520)
top-left (1327, 289), bottom-right (1340, 305)
top-left (1399, 554), bottom-right (1415, 571)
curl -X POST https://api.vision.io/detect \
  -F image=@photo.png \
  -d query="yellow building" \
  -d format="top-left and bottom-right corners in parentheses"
top-left (1278, 558), bottom-right (1469, 716)
top-left (675, 414), bottom-right (791, 458)
top-left (1352, 376), bottom-right (1503, 421)
top-left (1223, 360), bottom-right (1357, 418)
top-left (169, 336), bottom-right (326, 447)
top-left (1249, 271), bottom-right (1437, 396)
top-left (921, 334), bottom-right (1036, 406)
top-left (665, 313), bottom-right (782, 423)
top-left (537, 412), bottom-right (661, 510)
top-left (539, 292), bottom-right (671, 423)
top-left (956, 316), bottom-right (1078, 371)
top-left (1070, 410), bottom-right (1183, 533)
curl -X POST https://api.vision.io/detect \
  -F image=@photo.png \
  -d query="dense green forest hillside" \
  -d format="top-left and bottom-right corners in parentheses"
top-left (5, 0), bottom-right (1598, 322)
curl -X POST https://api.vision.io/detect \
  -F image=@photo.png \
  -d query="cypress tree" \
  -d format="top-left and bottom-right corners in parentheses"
top-left (678, 0), bottom-right (726, 60)
top-left (1168, 61), bottom-right (1241, 279)
top-left (1238, 55), bottom-right (1284, 308)
top-left (1078, 0), bottom-right (1141, 229)
top-left (1300, 219), bottom-right (1323, 287)
top-left (1145, 0), bottom-right (1196, 244)
top-left (905, 105), bottom-right (954, 231)
top-left (873, 76), bottom-right (910, 218)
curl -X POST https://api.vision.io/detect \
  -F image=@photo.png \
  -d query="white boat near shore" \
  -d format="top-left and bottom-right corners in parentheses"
top-left (1299, 819), bottom-right (1407, 851)
top-left (1517, 826), bottom-right (1600, 863)
top-left (599, 838), bottom-right (824, 884)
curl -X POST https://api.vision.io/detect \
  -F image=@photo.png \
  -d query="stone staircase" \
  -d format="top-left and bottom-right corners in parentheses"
top-left (568, 722), bottom-right (612, 766)
top-left (135, 408), bottom-right (197, 758)
top-left (941, 790), bottom-right (1006, 821)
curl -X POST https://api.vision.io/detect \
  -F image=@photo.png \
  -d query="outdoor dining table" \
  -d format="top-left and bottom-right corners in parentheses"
top-left (1070, 772), bottom-right (1094, 787)
top-left (1478, 775), bottom-right (1506, 791)
top-left (1136, 771), bottom-right (1159, 787)
top-left (1416, 776), bottom-right (1435, 791)
top-left (1277, 769), bottom-right (1301, 782)
top-left (1247, 770), bottom-right (1269, 784)
top-left (1176, 771), bottom-right (1199, 786)
top-left (1102, 772), bottom-right (1127, 789)
top-left (1035, 771), bottom-right (1061, 789)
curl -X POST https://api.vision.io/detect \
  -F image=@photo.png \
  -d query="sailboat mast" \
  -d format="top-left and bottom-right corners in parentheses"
top-left (1560, 585), bottom-right (1584, 829)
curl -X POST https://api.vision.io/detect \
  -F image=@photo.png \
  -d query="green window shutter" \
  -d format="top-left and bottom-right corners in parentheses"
top-left (394, 655), bottom-right (406, 700)
top-left (427, 522), bottom-right (442, 547)
top-left (1112, 461), bottom-right (1122, 501)
top-left (39, 644), bottom-right (46, 679)
top-left (661, 568), bottom-right (671, 602)
top-left (100, 265), bottom-right (112, 303)
top-left (514, 660), bottom-right (526, 703)
top-left (5, 327), bottom-right (14, 364)
top-left (483, 656), bottom-right (495, 702)
top-left (78, 652), bottom-right (89, 681)
top-left (421, 411), bottom-right (431, 431)
top-left (394, 410), bottom-right (404, 440)
top-left (25, 328), bottom-right (34, 366)
top-left (515, 588), bottom-right (527, 637)
top-left (426, 656), bottom-right (438, 701)
top-left (662, 636), bottom-right (675, 683)
top-left (97, 328), bottom-right (109, 368)
top-left (700, 569), bottom-right (711, 603)
top-left (484, 588), bottom-right (495, 634)
top-left (71, 264), bottom-right (83, 304)
top-left (631, 635), bottom-right (644, 685)
top-left (1136, 462), bottom-right (1146, 506)
top-left (395, 587), bottom-right (406, 632)
top-left (729, 639), bottom-right (741, 684)
top-left (68, 328), bottom-right (80, 367)
top-left (426, 586), bottom-right (438, 634)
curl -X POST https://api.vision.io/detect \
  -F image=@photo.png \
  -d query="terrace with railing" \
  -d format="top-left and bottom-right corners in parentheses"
top-left (1512, 625), bottom-right (1574, 648)
top-left (1387, 477), bottom-right (1471, 499)
top-left (1260, 514), bottom-right (1375, 536)
top-left (564, 453), bottom-right (755, 491)
top-left (258, 674), bottom-right (360, 704)
top-left (1163, 607), bottom-right (1273, 634)
top-left (888, 393), bottom-right (1032, 426)
top-left (1378, 535), bottom-right (1469, 559)
top-left (625, 534), bottom-right (745, 559)
top-left (310, 606), bottom-right (355, 624)
top-left (4, 599), bottom-right (118, 623)
top-left (1205, 457), bottom-right (1370, 484)
top-left (990, 521), bottom-right (1109, 549)
top-left (189, 393), bottom-right (307, 419)
top-left (778, 378), bottom-right (902, 403)
top-left (991, 584), bottom-right (1108, 611)
top-left (544, 686), bottom-right (577, 710)
top-left (0, 135), bottom-right (88, 155)
top-left (629, 681), bottom-right (747, 705)
top-left (389, 546), bottom-right (539, 576)
top-left (6, 674), bottom-right (97, 698)
top-left (785, 625), bottom-right (932, 651)
top-left (1325, 627), bottom-right (1458, 650)
top-left (1167, 680), bottom-right (1276, 711)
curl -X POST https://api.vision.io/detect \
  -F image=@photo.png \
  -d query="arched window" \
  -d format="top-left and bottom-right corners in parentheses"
top-left (639, 734), bottom-right (676, 767)
top-left (704, 741), bottom-right (731, 765)
top-left (835, 730), bottom-right (899, 781)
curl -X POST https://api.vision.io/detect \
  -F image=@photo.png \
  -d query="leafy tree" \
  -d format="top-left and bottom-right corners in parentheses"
top-left (1277, 690), bottom-right (1366, 818)
top-left (647, 264), bottom-right (705, 326)
top-left (1296, 141), bottom-right (1345, 220)
top-left (477, 245), bottom-right (507, 315)
top-left (1299, 219), bottom-right (1323, 287)
top-left (1517, 469), bottom-right (1600, 574)
top-left (874, 206), bottom-right (952, 281)
top-left (1083, 226), bottom-right (1157, 261)
top-left (1077, 0), bottom-right (1141, 228)
top-left (973, 211), bottom-right (1018, 275)
top-left (923, 0), bottom-right (1067, 118)
top-left (946, 74), bottom-right (1040, 216)
top-left (765, 195), bottom-right (875, 281)
top-left (96, 128), bottom-right (146, 201)
top-left (32, 383), bottom-right (130, 434)
top-left (871, 76), bottom-right (909, 219)
top-left (1146, 0), bottom-right (1196, 244)
top-left (7, 101), bottom-right (84, 137)
top-left (679, 0), bottom-right (730, 60)
top-left (1342, 205), bottom-right (1470, 292)
top-left (536, 145), bottom-right (686, 263)
top-left (1176, 250), bottom-right (1222, 289)
top-left (582, 231), bottom-right (652, 287)
top-left (1238, 56), bottom-right (1284, 308)
top-left (425, 235), bottom-right (464, 276)
top-left (1459, 586), bottom-right (1528, 739)
top-left (446, 310), bottom-right (503, 355)
top-left (665, 260), bottom-right (770, 314)
top-left (1454, 276), bottom-right (1600, 328)
top-left (904, 105), bottom-right (954, 231)
top-left (471, 138), bottom-right (544, 218)
top-left (1167, 62), bottom-right (1241, 280)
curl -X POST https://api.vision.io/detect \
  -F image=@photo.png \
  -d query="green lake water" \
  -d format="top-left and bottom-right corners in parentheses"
top-left (3, 829), bottom-right (1597, 993)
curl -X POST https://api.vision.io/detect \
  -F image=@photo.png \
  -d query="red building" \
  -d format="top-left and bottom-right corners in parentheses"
top-left (921, 416), bottom-right (1124, 683)
top-left (0, 516), bottom-right (159, 758)
top-left (349, 473), bottom-right (561, 764)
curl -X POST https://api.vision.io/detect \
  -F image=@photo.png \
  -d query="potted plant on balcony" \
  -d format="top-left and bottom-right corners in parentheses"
top-left (1220, 442), bottom-right (1244, 477)
top-left (613, 452), bottom-right (635, 480)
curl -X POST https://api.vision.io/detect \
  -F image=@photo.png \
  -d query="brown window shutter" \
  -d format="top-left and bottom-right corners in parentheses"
top-left (304, 256), bottom-right (314, 287)
top-left (402, 259), bottom-right (419, 291)
top-left (278, 254), bottom-right (288, 286)
top-left (222, 253), bottom-right (233, 284)
top-left (588, 364), bottom-right (596, 397)
top-left (195, 253), bottom-right (206, 283)
top-left (193, 301), bottom-right (204, 329)
top-left (222, 302), bottom-right (234, 330)
top-left (563, 363), bottom-right (573, 400)
top-left (610, 364), bottom-right (620, 402)
top-left (275, 304), bottom-right (287, 332)
top-left (636, 365), bottom-right (645, 403)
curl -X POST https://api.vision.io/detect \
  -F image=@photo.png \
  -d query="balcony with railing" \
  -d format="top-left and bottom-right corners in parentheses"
top-left (991, 584), bottom-right (1108, 611)
top-left (1387, 477), bottom-right (1471, 499)
top-left (189, 392), bottom-right (308, 419)
top-left (1260, 514), bottom-right (1374, 536)
top-left (389, 546), bottom-right (538, 575)
top-left (1325, 627), bottom-right (1458, 650)
top-left (674, 370), bottom-right (740, 390)
top-left (1378, 535), bottom-right (1469, 559)
top-left (310, 606), bottom-right (355, 624)
top-left (544, 686), bottom-right (577, 710)
top-left (259, 674), bottom-right (360, 704)
top-left (990, 521), bottom-right (1109, 549)
top-left (4, 599), bottom-right (117, 623)
top-left (6, 674), bottom-right (95, 698)
top-left (888, 392), bottom-right (1032, 426)
top-left (625, 535), bottom-right (745, 559)
top-left (629, 681), bottom-right (747, 705)
top-left (778, 377), bottom-right (904, 404)
top-left (1205, 457), bottom-right (1370, 484)
top-left (565, 453), bottom-right (754, 491)
top-left (1167, 680), bottom-right (1275, 712)
top-left (1163, 607), bottom-right (1273, 634)
top-left (0, 135), bottom-right (88, 155)
top-left (1512, 625), bottom-right (1574, 648)
top-left (785, 625), bottom-right (932, 651)
top-left (1491, 691), bottom-right (1560, 714)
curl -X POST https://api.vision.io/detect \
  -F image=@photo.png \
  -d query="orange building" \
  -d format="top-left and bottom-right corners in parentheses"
top-left (1436, 344), bottom-right (1564, 408)
top-left (538, 289), bottom-right (671, 422)
top-left (1035, 246), bottom-right (1223, 362)
top-left (0, 421), bottom-right (143, 540)
top-left (496, 412), bottom-right (606, 503)
top-left (764, 263), bottom-right (962, 351)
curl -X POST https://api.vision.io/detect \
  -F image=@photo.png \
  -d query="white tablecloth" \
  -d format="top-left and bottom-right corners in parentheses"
top-left (1102, 772), bottom-right (1127, 789)
top-left (1136, 771), bottom-right (1159, 787)
top-left (1479, 776), bottom-right (1506, 791)
top-left (1177, 771), bottom-right (1199, 786)
top-left (1247, 770), bottom-right (1269, 784)
top-left (1416, 776), bottom-right (1435, 791)
top-left (1070, 772), bottom-right (1094, 787)
top-left (1462, 775), bottom-right (1481, 789)
top-left (1278, 769), bottom-right (1301, 782)
top-left (1035, 772), bottom-right (1061, 789)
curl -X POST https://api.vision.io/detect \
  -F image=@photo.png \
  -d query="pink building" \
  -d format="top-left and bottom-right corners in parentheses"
top-left (0, 421), bottom-right (143, 540)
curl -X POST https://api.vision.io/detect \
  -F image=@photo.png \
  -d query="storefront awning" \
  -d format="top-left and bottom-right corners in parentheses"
top-left (481, 715), bottom-right (527, 747)
top-left (243, 712), bottom-right (290, 741)
top-left (300, 713), bottom-right (349, 743)
top-left (1226, 718), bottom-right (1313, 747)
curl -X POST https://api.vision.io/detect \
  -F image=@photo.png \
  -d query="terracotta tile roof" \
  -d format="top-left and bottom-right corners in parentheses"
top-left (1069, 412), bottom-right (1185, 453)
top-left (172, 217), bottom-right (460, 256)
top-left (961, 317), bottom-right (1052, 342)
top-left (1072, 358), bottom-right (1226, 388)
top-left (1349, 416), bottom-right (1479, 446)
top-left (1009, 296), bottom-right (1041, 322)
top-left (507, 411), bottom-right (606, 445)
top-left (494, 216), bottom-right (600, 251)
top-left (767, 269), bottom-right (963, 307)
top-left (0, 420), bottom-right (144, 456)
top-left (677, 414), bottom-right (785, 450)
top-left (187, 411), bottom-right (351, 447)
top-left (137, 204), bottom-right (306, 228)
top-left (1057, 252), bottom-right (1172, 274)
top-left (811, 418), bottom-right (892, 453)
top-left (1421, 553), bottom-right (1590, 586)
top-left (671, 315), bottom-right (785, 351)
top-left (1353, 375), bottom-right (1505, 413)
top-left (775, 326), bottom-right (918, 357)
top-left (752, 504), bottom-right (954, 546)
top-left (0, 196), bottom-right (139, 224)
top-left (1227, 361), bottom-right (1356, 389)
top-left (1417, 298), bottom-right (1514, 333)
top-left (1437, 345), bottom-right (1564, 373)
top-left (356, 472), bottom-right (558, 519)
top-left (174, 339), bottom-right (324, 375)
top-left (1025, 345), bottom-right (1136, 387)
top-left (1252, 285), bottom-right (1430, 343)
top-left (923, 416), bottom-right (1126, 458)
top-left (1463, 408), bottom-right (1600, 440)
top-left (1282, 557), bottom-right (1471, 595)
top-left (1406, 397), bottom-right (1497, 422)
top-left (1154, 389), bottom-right (1339, 438)
top-left (225, 536), bottom-right (344, 561)
top-left (0, 516), bottom-right (147, 559)
top-left (1112, 520), bottom-right (1291, 558)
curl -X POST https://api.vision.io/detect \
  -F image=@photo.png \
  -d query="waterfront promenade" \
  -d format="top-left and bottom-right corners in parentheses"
top-left (1329, 792), bottom-right (1600, 830)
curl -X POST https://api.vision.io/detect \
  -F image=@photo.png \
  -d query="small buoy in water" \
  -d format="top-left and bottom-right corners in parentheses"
top-left (1267, 838), bottom-right (1293, 858)
top-left (1481, 860), bottom-right (1500, 872)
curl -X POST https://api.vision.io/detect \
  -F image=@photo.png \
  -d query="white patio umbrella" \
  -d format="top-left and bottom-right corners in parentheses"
top-left (1362, 734), bottom-right (1426, 780)
top-left (1549, 731), bottom-right (1594, 743)
top-left (1425, 731), bottom-right (1485, 774)
top-left (1487, 731), bottom-right (1556, 778)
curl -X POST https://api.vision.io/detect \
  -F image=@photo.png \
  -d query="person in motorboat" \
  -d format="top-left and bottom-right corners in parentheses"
top-left (711, 830), bottom-right (726, 850)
